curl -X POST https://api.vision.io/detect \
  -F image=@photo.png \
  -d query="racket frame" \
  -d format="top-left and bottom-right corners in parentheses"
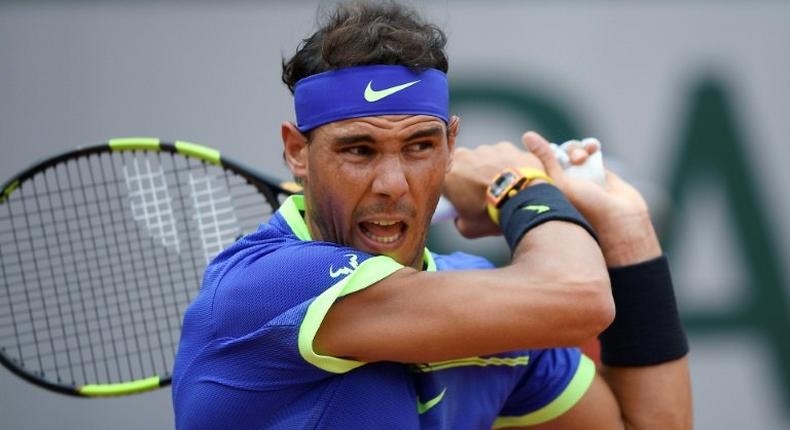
top-left (0, 137), bottom-right (297, 397)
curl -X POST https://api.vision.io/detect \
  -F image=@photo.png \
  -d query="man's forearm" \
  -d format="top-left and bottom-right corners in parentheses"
top-left (597, 236), bottom-right (692, 429)
top-left (600, 357), bottom-right (692, 430)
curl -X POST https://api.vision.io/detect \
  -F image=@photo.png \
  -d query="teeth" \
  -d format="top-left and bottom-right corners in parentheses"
top-left (363, 230), bottom-right (401, 244)
top-left (370, 220), bottom-right (398, 226)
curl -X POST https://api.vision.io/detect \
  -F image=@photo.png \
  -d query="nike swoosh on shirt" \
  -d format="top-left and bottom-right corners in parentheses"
top-left (364, 80), bottom-right (421, 102)
top-left (416, 387), bottom-right (447, 415)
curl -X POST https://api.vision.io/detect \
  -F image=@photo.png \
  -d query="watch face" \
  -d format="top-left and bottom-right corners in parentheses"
top-left (490, 171), bottom-right (519, 198)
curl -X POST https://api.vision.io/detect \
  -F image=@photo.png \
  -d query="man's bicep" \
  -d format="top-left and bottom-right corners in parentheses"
top-left (312, 266), bottom-right (419, 362)
top-left (315, 267), bottom-right (609, 363)
top-left (314, 267), bottom-right (502, 363)
top-left (296, 254), bottom-right (407, 371)
top-left (518, 374), bottom-right (624, 430)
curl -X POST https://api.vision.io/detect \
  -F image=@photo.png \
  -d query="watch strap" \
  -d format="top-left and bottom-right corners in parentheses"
top-left (487, 167), bottom-right (553, 224)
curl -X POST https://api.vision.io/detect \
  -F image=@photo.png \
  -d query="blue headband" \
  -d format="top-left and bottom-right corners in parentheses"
top-left (294, 65), bottom-right (449, 132)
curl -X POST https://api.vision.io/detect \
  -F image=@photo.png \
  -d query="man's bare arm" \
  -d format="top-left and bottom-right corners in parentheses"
top-left (520, 135), bottom-right (692, 430)
top-left (314, 138), bottom-right (614, 364)
top-left (315, 217), bottom-right (612, 363)
top-left (596, 216), bottom-right (692, 429)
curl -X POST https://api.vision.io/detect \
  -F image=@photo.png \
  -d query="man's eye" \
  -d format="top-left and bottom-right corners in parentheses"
top-left (345, 146), bottom-right (373, 156)
top-left (407, 141), bottom-right (434, 153)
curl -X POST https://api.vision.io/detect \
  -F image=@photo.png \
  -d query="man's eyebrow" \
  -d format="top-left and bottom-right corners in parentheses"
top-left (405, 126), bottom-right (445, 141)
top-left (332, 126), bottom-right (445, 146)
top-left (333, 133), bottom-right (376, 146)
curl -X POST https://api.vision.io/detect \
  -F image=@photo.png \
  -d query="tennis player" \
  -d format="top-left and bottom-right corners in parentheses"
top-left (172, 2), bottom-right (691, 429)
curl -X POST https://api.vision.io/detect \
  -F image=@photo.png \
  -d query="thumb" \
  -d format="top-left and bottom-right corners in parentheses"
top-left (522, 131), bottom-right (565, 181)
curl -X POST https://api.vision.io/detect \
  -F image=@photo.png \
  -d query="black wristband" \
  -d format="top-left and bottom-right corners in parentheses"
top-left (599, 255), bottom-right (689, 367)
top-left (499, 183), bottom-right (596, 251)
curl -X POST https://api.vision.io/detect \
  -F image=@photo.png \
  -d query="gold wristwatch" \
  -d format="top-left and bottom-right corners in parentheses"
top-left (485, 167), bottom-right (553, 224)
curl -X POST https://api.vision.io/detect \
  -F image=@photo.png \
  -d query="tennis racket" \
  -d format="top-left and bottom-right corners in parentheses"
top-left (0, 137), bottom-right (604, 397)
top-left (0, 138), bottom-right (301, 397)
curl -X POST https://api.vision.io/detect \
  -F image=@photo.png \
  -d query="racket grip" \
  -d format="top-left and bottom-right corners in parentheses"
top-left (431, 143), bottom-right (605, 224)
top-left (560, 137), bottom-right (606, 186)
top-left (564, 150), bottom-right (605, 186)
top-left (432, 197), bottom-right (459, 224)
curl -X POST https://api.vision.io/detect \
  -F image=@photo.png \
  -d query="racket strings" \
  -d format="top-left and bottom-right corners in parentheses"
top-left (0, 197), bottom-right (263, 252)
top-left (170, 157), bottom-right (209, 313)
top-left (2, 244), bottom-right (204, 295)
top-left (0, 162), bottom-right (257, 220)
top-left (120, 154), bottom-right (182, 379)
top-left (94, 153), bottom-right (160, 385)
top-left (33, 174), bottom-right (84, 383)
top-left (3, 177), bottom-right (53, 379)
top-left (3, 298), bottom-right (185, 350)
top-left (40, 164), bottom-right (85, 384)
top-left (124, 158), bottom-right (181, 254)
top-left (0, 190), bottom-right (40, 376)
top-left (0, 150), bottom-right (277, 389)
top-left (75, 157), bottom-right (123, 384)
top-left (36, 340), bottom-right (180, 380)
top-left (0, 189), bottom-right (265, 240)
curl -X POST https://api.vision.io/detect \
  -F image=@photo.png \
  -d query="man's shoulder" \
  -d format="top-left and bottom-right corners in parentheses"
top-left (216, 232), bottom-right (377, 291)
top-left (207, 223), bottom-right (383, 325)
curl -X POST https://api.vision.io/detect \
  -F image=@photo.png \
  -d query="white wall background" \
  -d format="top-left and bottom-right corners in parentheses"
top-left (1, 1), bottom-right (788, 428)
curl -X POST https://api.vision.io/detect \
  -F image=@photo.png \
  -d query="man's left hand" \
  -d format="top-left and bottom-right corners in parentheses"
top-left (523, 132), bottom-right (662, 267)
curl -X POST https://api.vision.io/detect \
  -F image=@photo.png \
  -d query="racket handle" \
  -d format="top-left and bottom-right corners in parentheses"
top-left (432, 197), bottom-right (459, 224)
top-left (558, 138), bottom-right (606, 186)
top-left (431, 142), bottom-right (605, 224)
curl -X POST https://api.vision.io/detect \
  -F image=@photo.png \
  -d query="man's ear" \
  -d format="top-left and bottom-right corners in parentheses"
top-left (281, 121), bottom-right (309, 179)
top-left (446, 115), bottom-right (460, 172)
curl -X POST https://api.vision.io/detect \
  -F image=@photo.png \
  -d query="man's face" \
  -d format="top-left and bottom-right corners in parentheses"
top-left (286, 115), bottom-right (456, 269)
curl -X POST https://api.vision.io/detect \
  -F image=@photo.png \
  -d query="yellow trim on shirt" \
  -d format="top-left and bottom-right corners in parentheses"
top-left (492, 354), bottom-right (596, 428)
top-left (297, 255), bottom-right (404, 373)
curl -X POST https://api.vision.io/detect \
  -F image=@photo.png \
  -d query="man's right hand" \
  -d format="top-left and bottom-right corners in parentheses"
top-left (443, 134), bottom-right (547, 239)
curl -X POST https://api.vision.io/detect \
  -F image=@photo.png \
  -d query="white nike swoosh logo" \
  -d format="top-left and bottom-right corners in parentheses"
top-left (364, 80), bottom-right (421, 102)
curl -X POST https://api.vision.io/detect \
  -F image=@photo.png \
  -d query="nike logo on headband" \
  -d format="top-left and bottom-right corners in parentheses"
top-left (364, 80), bottom-right (421, 102)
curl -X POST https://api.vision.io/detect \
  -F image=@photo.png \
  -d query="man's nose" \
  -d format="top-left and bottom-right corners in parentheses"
top-left (371, 155), bottom-right (409, 199)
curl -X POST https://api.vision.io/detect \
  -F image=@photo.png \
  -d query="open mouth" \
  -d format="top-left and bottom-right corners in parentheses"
top-left (359, 220), bottom-right (406, 245)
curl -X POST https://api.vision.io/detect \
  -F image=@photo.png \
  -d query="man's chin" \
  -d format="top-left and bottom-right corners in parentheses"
top-left (383, 246), bottom-right (426, 270)
top-left (353, 239), bottom-right (422, 269)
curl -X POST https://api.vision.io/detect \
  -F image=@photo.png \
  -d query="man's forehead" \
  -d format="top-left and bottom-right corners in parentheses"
top-left (320, 115), bottom-right (447, 137)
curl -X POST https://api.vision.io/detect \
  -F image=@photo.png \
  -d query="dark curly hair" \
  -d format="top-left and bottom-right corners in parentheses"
top-left (282, 0), bottom-right (449, 94)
